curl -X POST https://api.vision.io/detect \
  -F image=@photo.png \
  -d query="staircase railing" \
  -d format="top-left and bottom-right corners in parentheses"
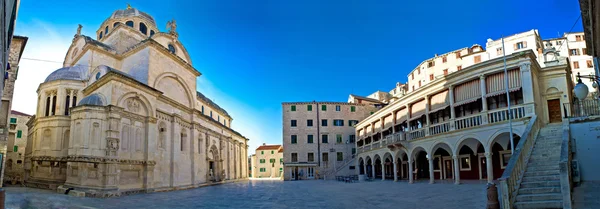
top-left (322, 153), bottom-right (356, 179)
top-left (498, 115), bottom-right (540, 209)
top-left (559, 121), bottom-right (573, 209)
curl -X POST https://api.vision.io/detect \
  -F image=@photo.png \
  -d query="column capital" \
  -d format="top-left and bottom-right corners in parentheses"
top-left (452, 155), bottom-right (458, 160)
top-left (484, 152), bottom-right (492, 158)
top-left (479, 74), bottom-right (486, 80)
top-left (519, 62), bottom-right (531, 72)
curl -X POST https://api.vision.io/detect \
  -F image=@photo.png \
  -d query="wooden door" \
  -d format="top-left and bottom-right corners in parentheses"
top-left (547, 99), bottom-right (562, 123)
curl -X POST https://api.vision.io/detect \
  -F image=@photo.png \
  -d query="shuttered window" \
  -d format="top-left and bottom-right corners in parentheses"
top-left (454, 79), bottom-right (481, 106)
top-left (395, 107), bottom-right (408, 124)
top-left (383, 114), bottom-right (393, 128)
top-left (410, 99), bottom-right (427, 120)
top-left (430, 90), bottom-right (449, 113)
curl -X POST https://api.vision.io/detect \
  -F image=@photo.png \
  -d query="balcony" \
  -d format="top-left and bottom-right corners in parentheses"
top-left (356, 104), bottom-right (531, 154)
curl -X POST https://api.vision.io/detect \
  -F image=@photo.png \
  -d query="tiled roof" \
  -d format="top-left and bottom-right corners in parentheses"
top-left (256, 145), bottom-right (282, 151)
top-left (10, 110), bottom-right (31, 117)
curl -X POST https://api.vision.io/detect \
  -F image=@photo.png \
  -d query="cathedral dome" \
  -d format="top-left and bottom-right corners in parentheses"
top-left (78, 94), bottom-right (105, 106)
top-left (107, 6), bottom-right (156, 27)
top-left (44, 65), bottom-right (87, 82)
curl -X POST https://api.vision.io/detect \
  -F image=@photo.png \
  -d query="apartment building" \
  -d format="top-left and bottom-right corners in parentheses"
top-left (282, 102), bottom-right (377, 180)
top-left (250, 144), bottom-right (283, 178)
top-left (5, 110), bottom-right (30, 184)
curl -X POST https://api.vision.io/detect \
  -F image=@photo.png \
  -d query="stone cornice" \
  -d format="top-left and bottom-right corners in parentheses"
top-left (30, 155), bottom-right (157, 165)
top-left (82, 70), bottom-right (162, 97)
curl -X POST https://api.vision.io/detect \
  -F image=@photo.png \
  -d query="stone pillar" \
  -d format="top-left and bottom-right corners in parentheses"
top-left (485, 152), bottom-right (494, 184)
top-left (70, 90), bottom-right (76, 108)
top-left (405, 105), bottom-right (411, 132)
top-left (428, 157), bottom-right (435, 184)
top-left (480, 74), bottom-right (488, 111)
top-left (449, 86), bottom-right (456, 130)
top-left (408, 158), bottom-right (414, 184)
top-left (453, 155), bottom-right (461, 185)
top-left (56, 87), bottom-right (65, 116)
top-left (381, 161), bottom-right (386, 181)
top-left (363, 163), bottom-right (367, 177)
top-left (392, 111), bottom-right (396, 133)
top-left (49, 91), bottom-right (55, 116)
top-left (425, 96), bottom-right (430, 135)
top-left (393, 159), bottom-right (398, 182)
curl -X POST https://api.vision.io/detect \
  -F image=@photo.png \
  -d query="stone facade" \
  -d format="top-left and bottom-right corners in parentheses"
top-left (0, 36), bottom-right (27, 186)
top-left (24, 6), bottom-right (249, 197)
top-left (282, 102), bottom-right (377, 180)
top-left (354, 30), bottom-right (574, 185)
top-left (4, 110), bottom-right (31, 185)
top-left (250, 144), bottom-right (283, 178)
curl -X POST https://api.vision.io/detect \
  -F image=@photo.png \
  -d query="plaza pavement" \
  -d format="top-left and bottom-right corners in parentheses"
top-left (4, 179), bottom-right (488, 209)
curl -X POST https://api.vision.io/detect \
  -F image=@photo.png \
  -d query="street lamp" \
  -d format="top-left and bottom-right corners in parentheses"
top-left (574, 73), bottom-right (590, 116)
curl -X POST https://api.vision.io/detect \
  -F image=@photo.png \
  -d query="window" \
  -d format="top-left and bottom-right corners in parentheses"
top-left (168, 44), bottom-right (176, 53)
top-left (351, 148), bottom-right (356, 155)
top-left (587, 60), bottom-right (593, 68)
top-left (370, 112), bottom-right (374, 115)
top-left (443, 69), bottom-right (448, 76)
top-left (576, 35), bottom-right (584, 41)
top-left (456, 52), bottom-right (461, 58)
top-left (218, 115), bottom-right (220, 122)
top-left (336, 134), bottom-right (342, 143)
top-left (574, 61), bottom-right (580, 69)
top-left (351, 106), bottom-right (355, 112)
top-left (570, 49), bottom-right (579, 56)
top-left (260, 168), bottom-right (266, 172)
top-left (474, 55), bottom-right (481, 63)
top-left (321, 105), bottom-right (327, 111)
top-left (418, 80), bottom-right (421, 87)
top-left (459, 155), bottom-right (471, 171)
top-left (99, 32), bottom-right (103, 40)
top-left (349, 166), bottom-right (356, 170)
top-left (307, 135), bottom-right (313, 143)
top-left (583, 48), bottom-right (588, 55)
top-left (499, 150), bottom-right (511, 169)
top-left (9, 118), bottom-right (16, 124)
top-left (13, 146), bottom-right (17, 152)
top-left (139, 22), bottom-right (148, 35)
top-left (291, 120), bottom-right (297, 127)
top-left (291, 105), bottom-right (296, 111)
top-left (307, 119), bottom-right (313, 127)
top-left (427, 61), bottom-right (434, 68)
top-left (113, 22), bottom-right (119, 27)
top-left (442, 56), bottom-right (447, 63)
top-left (308, 153), bottom-right (314, 162)
top-left (496, 47), bottom-right (502, 55)
top-left (349, 134), bottom-right (356, 143)
top-left (411, 73), bottom-right (414, 80)
top-left (16, 130), bottom-right (22, 138)
top-left (333, 119), bottom-right (344, 126)
top-left (348, 120), bottom-right (359, 126)
top-left (291, 135), bottom-right (297, 144)
top-left (335, 105), bottom-right (341, 111)
top-left (321, 119), bottom-right (327, 126)
top-left (322, 134), bottom-right (328, 143)
top-left (322, 153), bottom-right (328, 162)
top-left (412, 86), bottom-right (415, 91)
top-left (270, 158), bottom-right (275, 163)
top-left (457, 65), bottom-right (462, 71)
top-left (210, 111), bottom-right (213, 118)
top-left (433, 156), bottom-right (441, 171)
top-left (126, 21), bottom-right (134, 27)
top-left (271, 151), bottom-right (274, 154)
top-left (516, 42), bottom-right (524, 49)
top-left (105, 26), bottom-right (108, 35)
top-left (429, 74), bottom-right (434, 81)
top-left (291, 153), bottom-right (298, 162)
top-left (337, 152), bottom-right (343, 161)
top-left (260, 159), bottom-right (265, 163)
top-left (557, 40), bottom-right (562, 45)
top-left (150, 30), bottom-right (155, 36)
top-left (307, 105), bottom-right (312, 111)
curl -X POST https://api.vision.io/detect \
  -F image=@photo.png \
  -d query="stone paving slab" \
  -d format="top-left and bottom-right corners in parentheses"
top-left (4, 180), bottom-right (487, 209)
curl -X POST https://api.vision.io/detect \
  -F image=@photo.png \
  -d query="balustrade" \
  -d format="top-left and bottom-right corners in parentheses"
top-left (408, 128), bottom-right (425, 140)
top-left (454, 115), bottom-right (482, 130)
top-left (429, 121), bottom-right (450, 135)
top-left (488, 105), bottom-right (525, 123)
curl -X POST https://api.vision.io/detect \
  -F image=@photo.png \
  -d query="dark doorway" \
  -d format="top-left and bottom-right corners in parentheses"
top-left (547, 99), bottom-right (562, 123)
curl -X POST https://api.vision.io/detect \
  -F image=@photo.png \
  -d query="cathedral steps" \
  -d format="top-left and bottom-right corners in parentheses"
top-left (514, 124), bottom-right (563, 209)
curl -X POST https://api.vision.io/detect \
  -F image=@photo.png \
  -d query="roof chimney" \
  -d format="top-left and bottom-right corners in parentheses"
top-left (262, 143), bottom-right (266, 146)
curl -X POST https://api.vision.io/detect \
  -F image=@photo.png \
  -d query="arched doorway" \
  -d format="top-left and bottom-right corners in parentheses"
top-left (366, 157), bottom-right (373, 178)
top-left (374, 155), bottom-right (382, 179)
top-left (431, 143), bottom-right (453, 181)
top-left (456, 138), bottom-right (484, 181)
top-left (489, 132), bottom-right (521, 180)
top-left (359, 158), bottom-right (365, 175)
top-left (383, 152), bottom-right (394, 180)
top-left (412, 147), bottom-right (429, 181)
top-left (208, 145), bottom-right (222, 182)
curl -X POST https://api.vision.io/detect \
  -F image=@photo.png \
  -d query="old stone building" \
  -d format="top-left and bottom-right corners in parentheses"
top-left (282, 101), bottom-right (377, 180)
top-left (250, 144), bottom-right (283, 178)
top-left (5, 110), bottom-right (31, 185)
top-left (24, 6), bottom-right (249, 197)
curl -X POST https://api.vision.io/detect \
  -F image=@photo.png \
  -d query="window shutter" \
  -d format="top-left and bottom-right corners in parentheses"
top-left (523, 41), bottom-right (527, 48)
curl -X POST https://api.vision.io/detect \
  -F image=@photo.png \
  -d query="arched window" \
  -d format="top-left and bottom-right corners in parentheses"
top-left (139, 22), bottom-right (147, 35)
top-left (180, 129), bottom-right (187, 152)
top-left (64, 95), bottom-right (70, 115)
top-left (105, 26), bottom-right (108, 35)
top-left (99, 31), bottom-right (103, 40)
top-left (95, 72), bottom-right (101, 80)
top-left (45, 97), bottom-right (50, 116)
top-left (150, 30), bottom-right (155, 36)
top-left (126, 21), bottom-right (134, 27)
top-left (51, 95), bottom-right (57, 115)
top-left (73, 96), bottom-right (77, 107)
top-left (159, 122), bottom-right (166, 149)
top-left (113, 22), bottom-right (119, 27)
top-left (168, 44), bottom-right (176, 53)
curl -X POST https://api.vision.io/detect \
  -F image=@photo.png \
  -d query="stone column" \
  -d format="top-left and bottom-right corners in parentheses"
top-left (453, 155), bottom-right (460, 185)
top-left (405, 105), bottom-right (411, 132)
top-left (449, 85), bottom-right (456, 130)
top-left (49, 91), bottom-right (55, 116)
top-left (428, 157), bottom-right (435, 184)
top-left (393, 159), bottom-right (398, 182)
top-left (381, 161), bottom-right (386, 181)
top-left (56, 87), bottom-right (65, 116)
top-left (480, 74), bottom-right (488, 111)
top-left (425, 96), bottom-right (430, 135)
top-left (392, 111), bottom-right (397, 134)
top-left (70, 90), bottom-right (76, 108)
top-left (371, 163), bottom-right (375, 179)
top-left (363, 163), bottom-right (367, 177)
top-left (485, 152), bottom-right (494, 184)
top-left (408, 158), bottom-right (414, 184)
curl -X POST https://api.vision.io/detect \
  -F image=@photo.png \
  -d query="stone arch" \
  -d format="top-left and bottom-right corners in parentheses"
top-left (429, 141), bottom-right (454, 157)
top-left (454, 134), bottom-right (483, 156)
top-left (546, 87), bottom-right (560, 95)
top-left (117, 92), bottom-right (153, 117)
top-left (153, 72), bottom-right (193, 107)
top-left (485, 129), bottom-right (523, 152)
top-left (409, 146), bottom-right (428, 159)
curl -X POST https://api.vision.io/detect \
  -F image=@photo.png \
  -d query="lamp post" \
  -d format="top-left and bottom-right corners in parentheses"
top-left (574, 73), bottom-right (591, 116)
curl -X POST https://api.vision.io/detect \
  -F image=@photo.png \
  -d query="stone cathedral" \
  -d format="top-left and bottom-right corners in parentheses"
top-left (24, 5), bottom-right (249, 197)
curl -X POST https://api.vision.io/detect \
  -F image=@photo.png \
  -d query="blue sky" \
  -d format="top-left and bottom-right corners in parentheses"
top-left (13, 0), bottom-right (582, 153)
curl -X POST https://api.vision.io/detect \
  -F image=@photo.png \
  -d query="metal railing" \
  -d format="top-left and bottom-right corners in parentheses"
top-left (488, 105), bottom-right (526, 123)
top-left (498, 115), bottom-right (539, 209)
top-left (392, 132), bottom-right (406, 142)
top-left (565, 99), bottom-right (600, 118)
top-left (454, 115), bottom-right (482, 130)
top-left (429, 121), bottom-right (450, 135)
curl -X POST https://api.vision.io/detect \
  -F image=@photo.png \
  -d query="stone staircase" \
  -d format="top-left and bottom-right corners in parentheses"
top-left (514, 124), bottom-right (563, 209)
